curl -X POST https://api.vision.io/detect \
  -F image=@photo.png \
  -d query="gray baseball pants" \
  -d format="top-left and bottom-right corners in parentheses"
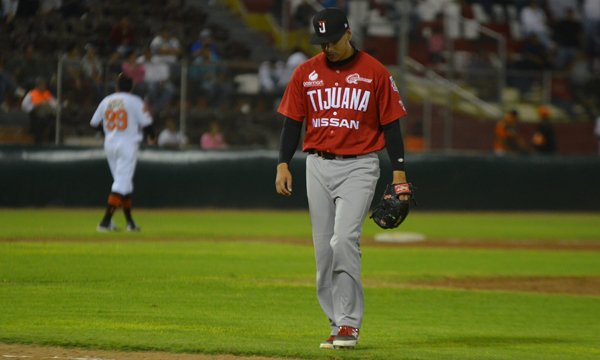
top-left (306, 153), bottom-right (380, 333)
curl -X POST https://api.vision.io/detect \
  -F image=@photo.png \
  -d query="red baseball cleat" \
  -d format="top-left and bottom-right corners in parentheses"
top-left (319, 335), bottom-right (336, 349)
top-left (333, 326), bottom-right (359, 348)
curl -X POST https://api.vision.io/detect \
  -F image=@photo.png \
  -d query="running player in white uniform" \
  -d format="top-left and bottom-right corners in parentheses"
top-left (91, 73), bottom-right (155, 232)
top-left (275, 8), bottom-right (410, 349)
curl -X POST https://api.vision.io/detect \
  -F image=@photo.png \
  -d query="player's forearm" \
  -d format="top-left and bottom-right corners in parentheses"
top-left (392, 171), bottom-right (407, 184)
top-left (382, 119), bottom-right (406, 172)
top-left (278, 117), bottom-right (303, 165)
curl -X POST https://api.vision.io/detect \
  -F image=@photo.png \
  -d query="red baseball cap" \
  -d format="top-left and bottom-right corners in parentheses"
top-left (309, 8), bottom-right (350, 45)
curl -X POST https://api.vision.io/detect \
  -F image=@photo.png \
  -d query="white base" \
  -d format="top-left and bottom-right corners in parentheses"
top-left (374, 232), bottom-right (426, 243)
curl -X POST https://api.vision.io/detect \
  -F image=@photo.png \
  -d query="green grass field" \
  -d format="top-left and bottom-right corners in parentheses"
top-left (1, 209), bottom-right (599, 360)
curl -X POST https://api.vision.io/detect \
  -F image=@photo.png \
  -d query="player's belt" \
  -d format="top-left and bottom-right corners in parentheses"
top-left (308, 149), bottom-right (357, 160)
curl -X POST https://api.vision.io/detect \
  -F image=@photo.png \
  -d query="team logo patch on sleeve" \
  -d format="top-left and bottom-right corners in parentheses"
top-left (390, 76), bottom-right (399, 93)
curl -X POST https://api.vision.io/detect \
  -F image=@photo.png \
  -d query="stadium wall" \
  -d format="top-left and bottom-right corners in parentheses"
top-left (1, 147), bottom-right (599, 211)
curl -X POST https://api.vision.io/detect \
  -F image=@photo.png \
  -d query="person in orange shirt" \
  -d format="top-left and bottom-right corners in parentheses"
top-left (494, 110), bottom-right (528, 155)
top-left (21, 77), bottom-right (58, 143)
top-left (532, 106), bottom-right (556, 154)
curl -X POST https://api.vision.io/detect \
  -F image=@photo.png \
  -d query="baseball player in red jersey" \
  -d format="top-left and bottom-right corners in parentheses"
top-left (91, 73), bottom-right (156, 232)
top-left (275, 8), bottom-right (411, 349)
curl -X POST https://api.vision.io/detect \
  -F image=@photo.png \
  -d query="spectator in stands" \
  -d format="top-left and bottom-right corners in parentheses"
top-left (494, 110), bottom-right (528, 155)
top-left (104, 51), bottom-right (123, 94)
top-left (11, 45), bottom-right (52, 91)
top-left (427, 23), bottom-right (445, 65)
top-left (191, 28), bottom-right (220, 60)
top-left (509, 34), bottom-right (549, 95)
top-left (258, 59), bottom-right (284, 95)
top-left (568, 51), bottom-right (591, 98)
top-left (190, 43), bottom-right (231, 109)
top-left (1, 0), bottom-right (19, 23)
top-left (547, 0), bottom-right (579, 21)
top-left (550, 74), bottom-right (576, 120)
top-left (520, 1), bottom-right (554, 50)
top-left (553, 8), bottom-right (582, 70)
top-left (157, 117), bottom-right (188, 149)
top-left (81, 45), bottom-right (104, 103)
top-left (582, 0), bottom-right (600, 59)
top-left (108, 17), bottom-right (136, 56)
top-left (0, 57), bottom-right (17, 111)
top-left (121, 51), bottom-right (145, 96)
top-left (150, 28), bottom-right (181, 63)
top-left (39, 0), bottom-right (61, 16)
top-left (531, 106), bottom-right (556, 154)
top-left (200, 121), bottom-right (227, 150)
top-left (277, 47), bottom-right (308, 89)
top-left (137, 47), bottom-right (174, 112)
top-left (21, 77), bottom-right (57, 143)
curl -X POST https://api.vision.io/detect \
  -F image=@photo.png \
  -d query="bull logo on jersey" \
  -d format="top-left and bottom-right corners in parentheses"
top-left (318, 21), bottom-right (326, 33)
top-left (309, 70), bottom-right (318, 81)
top-left (346, 73), bottom-right (373, 85)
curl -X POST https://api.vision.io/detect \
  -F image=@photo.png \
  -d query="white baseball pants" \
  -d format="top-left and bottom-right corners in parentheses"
top-left (104, 141), bottom-right (139, 195)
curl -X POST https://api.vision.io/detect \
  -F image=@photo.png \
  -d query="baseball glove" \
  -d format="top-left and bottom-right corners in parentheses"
top-left (370, 183), bottom-right (416, 229)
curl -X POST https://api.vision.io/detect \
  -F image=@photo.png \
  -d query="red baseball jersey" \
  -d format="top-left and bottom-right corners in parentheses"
top-left (278, 51), bottom-right (407, 155)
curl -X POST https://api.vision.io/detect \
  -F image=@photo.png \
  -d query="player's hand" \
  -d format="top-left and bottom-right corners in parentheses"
top-left (275, 163), bottom-right (293, 196)
top-left (392, 170), bottom-right (410, 200)
top-left (147, 137), bottom-right (157, 146)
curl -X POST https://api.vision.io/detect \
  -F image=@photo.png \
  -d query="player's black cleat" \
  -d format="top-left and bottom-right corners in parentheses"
top-left (333, 326), bottom-right (359, 349)
top-left (320, 335), bottom-right (336, 349)
top-left (126, 221), bottom-right (140, 232)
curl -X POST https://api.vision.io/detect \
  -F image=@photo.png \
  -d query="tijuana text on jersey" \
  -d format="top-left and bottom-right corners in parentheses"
top-left (278, 51), bottom-right (407, 156)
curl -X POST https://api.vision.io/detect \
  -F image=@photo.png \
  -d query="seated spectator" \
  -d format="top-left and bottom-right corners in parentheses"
top-left (150, 27), bottom-right (182, 77)
top-left (108, 17), bottom-right (136, 56)
top-left (200, 121), bottom-right (227, 150)
top-left (191, 28), bottom-right (220, 60)
top-left (121, 51), bottom-right (145, 96)
top-left (427, 24), bottom-right (445, 65)
top-left (137, 47), bottom-right (174, 112)
top-left (62, 44), bottom-right (84, 105)
top-left (509, 34), bottom-right (549, 95)
top-left (81, 45), bottom-right (104, 103)
top-left (547, 0), bottom-right (579, 21)
top-left (258, 59), bottom-right (284, 95)
top-left (520, 1), bottom-right (554, 49)
top-left (21, 77), bottom-right (57, 143)
top-left (157, 118), bottom-right (188, 149)
top-left (190, 44), bottom-right (231, 109)
top-left (10, 44), bottom-right (53, 91)
top-left (39, 0), bottom-right (61, 16)
top-left (277, 48), bottom-right (308, 89)
top-left (553, 8), bottom-right (582, 70)
top-left (0, 57), bottom-right (17, 111)
top-left (582, 0), bottom-right (600, 58)
top-left (494, 110), bottom-right (528, 155)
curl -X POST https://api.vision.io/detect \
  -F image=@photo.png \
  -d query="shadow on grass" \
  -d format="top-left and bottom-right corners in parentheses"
top-left (404, 335), bottom-right (572, 348)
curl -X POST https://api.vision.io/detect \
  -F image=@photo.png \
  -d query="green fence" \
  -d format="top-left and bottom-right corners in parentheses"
top-left (1, 146), bottom-right (599, 210)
